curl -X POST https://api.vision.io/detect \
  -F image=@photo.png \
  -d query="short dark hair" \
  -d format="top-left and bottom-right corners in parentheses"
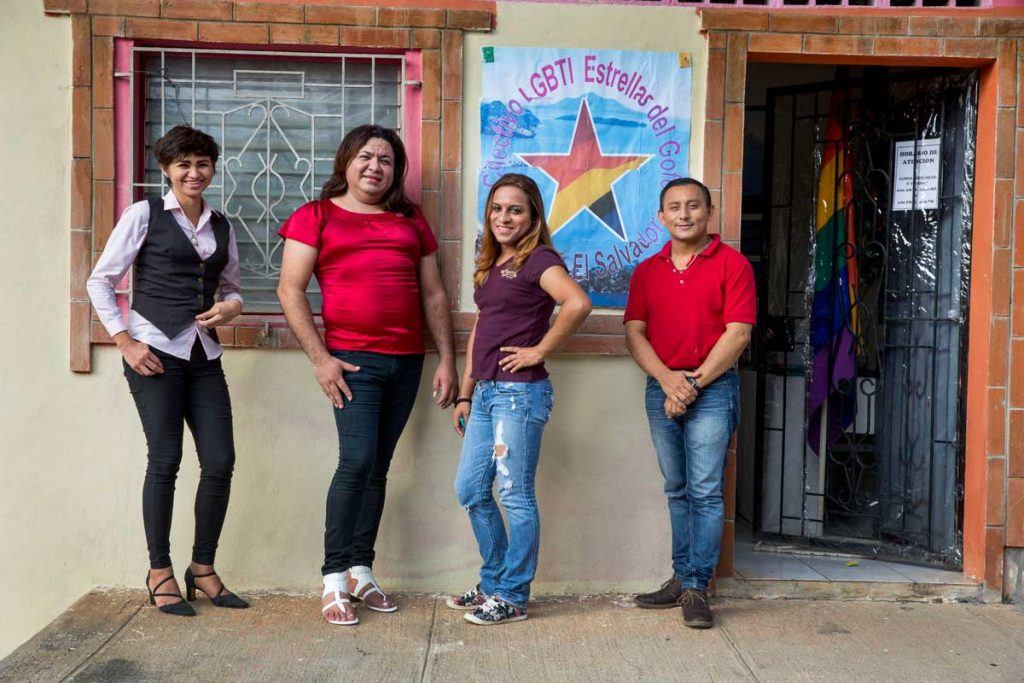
top-left (659, 177), bottom-right (712, 210)
top-left (153, 125), bottom-right (220, 166)
top-left (320, 124), bottom-right (413, 216)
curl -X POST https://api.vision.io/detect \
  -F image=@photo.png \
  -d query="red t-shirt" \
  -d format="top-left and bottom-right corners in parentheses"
top-left (624, 235), bottom-right (756, 369)
top-left (278, 199), bottom-right (438, 354)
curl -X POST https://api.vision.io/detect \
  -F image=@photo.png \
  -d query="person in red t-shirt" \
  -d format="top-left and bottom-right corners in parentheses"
top-left (277, 125), bottom-right (458, 626)
top-left (624, 178), bottom-right (755, 629)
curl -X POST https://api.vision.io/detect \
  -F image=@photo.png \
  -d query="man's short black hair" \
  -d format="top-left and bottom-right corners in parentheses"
top-left (153, 125), bottom-right (220, 166)
top-left (659, 177), bottom-right (712, 211)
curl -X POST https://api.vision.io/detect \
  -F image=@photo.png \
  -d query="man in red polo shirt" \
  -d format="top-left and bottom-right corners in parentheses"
top-left (624, 177), bottom-right (755, 629)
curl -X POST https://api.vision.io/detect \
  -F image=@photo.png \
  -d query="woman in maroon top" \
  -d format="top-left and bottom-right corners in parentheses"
top-left (277, 126), bottom-right (457, 626)
top-left (446, 173), bottom-right (592, 625)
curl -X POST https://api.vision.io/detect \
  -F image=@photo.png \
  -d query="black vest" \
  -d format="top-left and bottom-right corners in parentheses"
top-left (131, 198), bottom-right (230, 339)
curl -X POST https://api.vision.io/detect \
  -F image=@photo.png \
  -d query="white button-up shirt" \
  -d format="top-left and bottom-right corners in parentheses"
top-left (87, 191), bottom-right (243, 361)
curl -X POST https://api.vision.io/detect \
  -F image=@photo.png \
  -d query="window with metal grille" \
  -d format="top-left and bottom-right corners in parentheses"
top-left (132, 48), bottom-right (406, 313)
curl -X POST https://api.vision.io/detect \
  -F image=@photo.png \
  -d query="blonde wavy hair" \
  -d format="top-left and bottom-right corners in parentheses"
top-left (474, 173), bottom-right (553, 288)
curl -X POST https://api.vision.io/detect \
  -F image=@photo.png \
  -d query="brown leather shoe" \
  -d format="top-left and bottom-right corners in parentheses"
top-left (634, 578), bottom-right (683, 609)
top-left (680, 588), bottom-right (712, 628)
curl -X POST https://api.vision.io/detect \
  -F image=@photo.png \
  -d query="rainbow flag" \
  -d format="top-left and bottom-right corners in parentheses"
top-left (807, 92), bottom-right (860, 455)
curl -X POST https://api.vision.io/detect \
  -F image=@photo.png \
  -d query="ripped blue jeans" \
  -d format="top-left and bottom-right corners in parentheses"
top-left (454, 379), bottom-right (553, 608)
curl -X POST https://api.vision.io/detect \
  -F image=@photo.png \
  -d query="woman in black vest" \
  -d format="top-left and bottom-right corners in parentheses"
top-left (87, 126), bottom-right (248, 616)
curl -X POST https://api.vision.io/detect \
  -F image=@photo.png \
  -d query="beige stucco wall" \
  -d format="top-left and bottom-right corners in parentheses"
top-left (0, 1), bottom-right (706, 658)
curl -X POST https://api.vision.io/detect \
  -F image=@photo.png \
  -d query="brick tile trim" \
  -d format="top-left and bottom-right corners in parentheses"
top-left (49, 2), bottom-right (495, 371)
top-left (701, 8), bottom-right (1022, 592)
top-left (89, 311), bottom-right (633, 355)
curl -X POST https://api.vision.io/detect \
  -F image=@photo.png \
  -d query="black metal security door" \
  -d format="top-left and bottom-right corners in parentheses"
top-left (753, 70), bottom-right (977, 567)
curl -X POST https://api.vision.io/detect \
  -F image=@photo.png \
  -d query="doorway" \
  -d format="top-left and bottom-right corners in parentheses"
top-left (737, 65), bottom-right (978, 569)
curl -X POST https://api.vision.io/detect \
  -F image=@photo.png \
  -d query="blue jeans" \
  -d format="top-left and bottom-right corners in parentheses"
top-left (323, 350), bottom-right (424, 575)
top-left (454, 379), bottom-right (553, 608)
top-left (645, 370), bottom-right (739, 590)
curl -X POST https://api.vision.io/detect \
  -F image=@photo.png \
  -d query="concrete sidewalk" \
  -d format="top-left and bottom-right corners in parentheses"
top-left (3, 590), bottom-right (1024, 681)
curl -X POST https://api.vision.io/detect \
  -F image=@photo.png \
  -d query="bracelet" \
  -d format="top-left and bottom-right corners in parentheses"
top-left (455, 397), bottom-right (473, 405)
top-left (685, 375), bottom-right (702, 393)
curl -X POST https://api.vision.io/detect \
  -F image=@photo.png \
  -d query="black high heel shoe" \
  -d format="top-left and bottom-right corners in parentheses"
top-left (185, 567), bottom-right (249, 609)
top-left (146, 571), bottom-right (196, 617)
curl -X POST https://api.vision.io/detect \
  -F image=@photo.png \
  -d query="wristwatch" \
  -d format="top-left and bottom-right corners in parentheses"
top-left (685, 375), bottom-right (702, 394)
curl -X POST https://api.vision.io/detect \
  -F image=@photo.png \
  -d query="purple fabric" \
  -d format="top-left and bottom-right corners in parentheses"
top-left (472, 246), bottom-right (566, 382)
top-left (806, 325), bottom-right (856, 455)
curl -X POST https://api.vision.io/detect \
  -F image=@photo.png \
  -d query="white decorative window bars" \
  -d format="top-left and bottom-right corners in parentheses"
top-left (132, 47), bottom-right (406, 312)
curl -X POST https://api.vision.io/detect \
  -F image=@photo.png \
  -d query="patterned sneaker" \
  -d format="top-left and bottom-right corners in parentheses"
top-left (446, 584), bottom-right (488, 611)
top-left (463, 596), bottom-right (528, 625)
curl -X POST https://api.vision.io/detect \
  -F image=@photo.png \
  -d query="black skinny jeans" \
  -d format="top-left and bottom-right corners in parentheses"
top-left (125, 339), bottom-right (236, 569)
top-left (323, 350), bottom-right (423, 575)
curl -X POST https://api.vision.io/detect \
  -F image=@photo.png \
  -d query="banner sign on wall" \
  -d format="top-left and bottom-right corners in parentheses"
top-left (479, 47), bottom-right (692, 307)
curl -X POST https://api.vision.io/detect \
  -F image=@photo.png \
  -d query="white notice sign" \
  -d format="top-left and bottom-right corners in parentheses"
top-left (892, 138), bottom-right (941, 211)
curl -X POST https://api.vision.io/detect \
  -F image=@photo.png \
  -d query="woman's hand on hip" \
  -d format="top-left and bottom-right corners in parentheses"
top-left (195, 300), bottom-right (242, 328)
top-left (452, 401), bottom-right (471, 437)
top-left (314, 356), bottom-right (360, 409)
top-left (119, 338), bottom-right (164, 376)
top-left (498, 345), bottom-right (547, 373)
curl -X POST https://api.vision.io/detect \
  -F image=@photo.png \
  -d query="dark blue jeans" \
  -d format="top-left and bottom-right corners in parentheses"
top-left (322, 350), bottom-right (424, 576)
top-left (645, 370), bottom-right (739, 590)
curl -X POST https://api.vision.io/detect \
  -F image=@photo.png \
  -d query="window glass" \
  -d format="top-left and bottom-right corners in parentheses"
top-left (138, 50), bottom-right (405, 312)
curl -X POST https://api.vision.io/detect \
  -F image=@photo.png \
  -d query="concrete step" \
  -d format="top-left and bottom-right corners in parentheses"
top-left (715, 577), bottom-right (987, 603)
top-left (5, 589), bottom-right (1024, 681)
top-left (0, 589), bottom-right (141, 682)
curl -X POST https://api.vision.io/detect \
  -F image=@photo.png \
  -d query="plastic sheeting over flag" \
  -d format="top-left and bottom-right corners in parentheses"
top-left (807, 90), bottom-right (860, 456)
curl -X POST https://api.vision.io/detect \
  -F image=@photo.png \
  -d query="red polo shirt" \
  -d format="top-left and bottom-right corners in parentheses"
top-left (624, 235), bottom-right (756, 369)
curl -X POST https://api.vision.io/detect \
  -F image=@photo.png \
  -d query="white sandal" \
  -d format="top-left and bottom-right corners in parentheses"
top-left (348, 567), bottom-right (398, 613)
top-left (321, 589), bottom-right (359, 625)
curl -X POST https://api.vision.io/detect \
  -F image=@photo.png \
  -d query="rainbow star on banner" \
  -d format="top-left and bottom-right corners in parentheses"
top-left (518, 99), bottom-right (652, 241)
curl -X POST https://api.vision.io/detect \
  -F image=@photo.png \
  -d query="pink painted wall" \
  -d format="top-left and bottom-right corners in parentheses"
top-left (498, 0), bottom-right (1003, 7)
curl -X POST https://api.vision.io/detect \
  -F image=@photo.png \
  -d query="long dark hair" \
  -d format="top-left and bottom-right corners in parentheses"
top-left (474, 173), bottom-right (553, 288)
top-left (320, 125), bottom-right (414, 216)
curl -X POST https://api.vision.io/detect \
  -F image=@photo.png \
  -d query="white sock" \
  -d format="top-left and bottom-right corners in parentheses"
top-left (323, 570), bottom-right (349, 594)
top-left (349, 565), bottom-right (373, 581)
